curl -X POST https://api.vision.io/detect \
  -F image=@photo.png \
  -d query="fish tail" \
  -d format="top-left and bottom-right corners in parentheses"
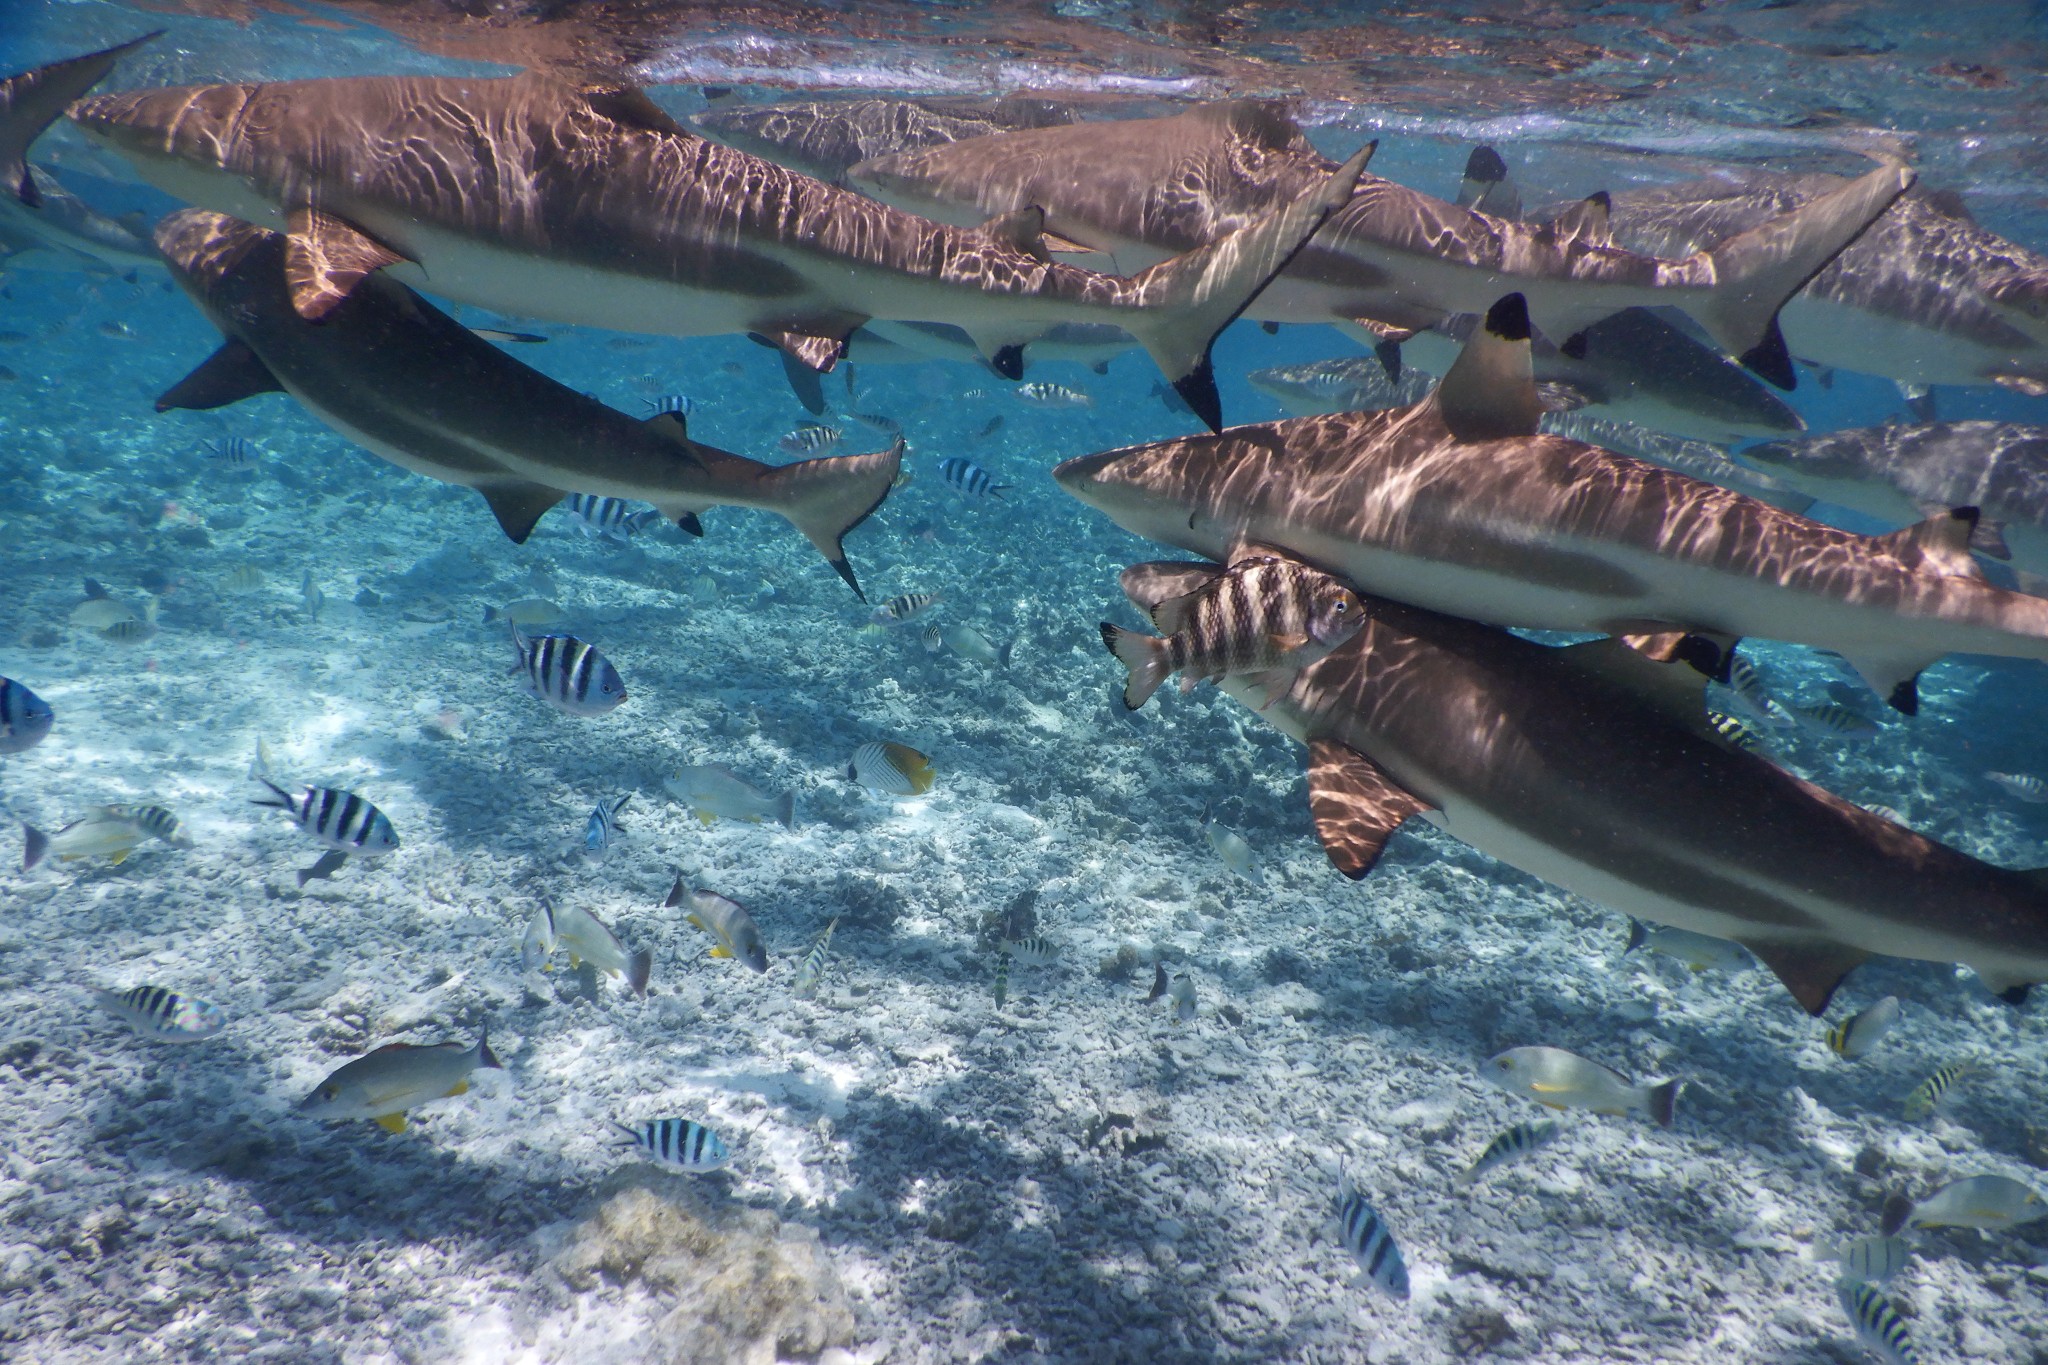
top-left (663, 874), bottom-right (688, 909)
top-left (476, 1025), bottom-right (502, 1070)
top-left (741, 438), bottom-right (902, 602)
top-left (1692, 161), bottom-right (1913, 386)
top-left (21, 823), bottom-right (48, 872)
top-left (775, 792), bottom-right (797, 830)
top-left (1879, 1192), bottom-right (1914, 1238)
top-left (1115, 144), bottom-right (1373, 431)
top-left (481, 605), bottom-right (501, 625)
top-left (1100, 623), bottom-right (1170, 709)
top-left (610, 1120), bottom-right (641, 1147)
top-left (1645, 1078), bottom-right (1684, 1129)
top-left (250, 777), bottom-right (293, 809)
top-left (626, 949), bottom-right (653, 999)
top-left (1624, 918), bottom-right (1648, 954)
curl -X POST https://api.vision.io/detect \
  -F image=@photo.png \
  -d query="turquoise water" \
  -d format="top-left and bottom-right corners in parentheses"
top-left (5, 6), bottom-right (2048, 1364)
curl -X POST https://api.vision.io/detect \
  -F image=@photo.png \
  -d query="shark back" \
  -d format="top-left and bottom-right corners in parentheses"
top-left (695, 94), bottom-right (1079, 182)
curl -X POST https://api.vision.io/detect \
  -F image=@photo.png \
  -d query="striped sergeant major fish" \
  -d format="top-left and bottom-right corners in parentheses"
top-left (564, 494), bottom-right (660, 542)
top-left (1335, 1180), bottom-right (1409, 1299)
top-left (1459, 1120), bottom-right (1559, 1183)
top-left (614, 1118), bottom-right (730, 1172)
top-left (1987, 770), bottom-right (2048, 803)
top-left (1821, 1234), bottom-right (1909, 1286)
top-left (0, 676), bottom-right (53, 754)
top-left (1099, 553), bottom-right (1363, 710)
top-left (251, 779), bottom-right (397, 887)
top-left (206, 436), bottom-right (258, 465)
top-left (872, 592), bottom-right (940, 626)
top-left (937, 456), bottom-right (1009, 500)
top-left (1824, 996), bottom-right (1901, 1060)
top-left (1837, 1280), bottom-right (1919, 1365)
top-left (793, 917), bottom-right (838, 997)
top-left (94, 984), bottom-right (226, 1042)
top-left (101, 803), bottom-right (192, 848)
top-left (584, 794), bottom-right (630, 854)
top-left (778, 421), bottom-right (841, 456)
top-left (509, 624), bottom-right (625, 717)
top-left (1015, 381), bottom-right (1090, 407)
top-left (1902, 1059), bottom-right (1980, 1120)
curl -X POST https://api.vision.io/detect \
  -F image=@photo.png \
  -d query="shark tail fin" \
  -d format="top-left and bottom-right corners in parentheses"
top-left (1118, 143), bottom-right (1375, 431)
top-left (1645, 1079), bottom-right (1683, 1129)
top-left (1692, 161), bottom-right (1914, 388)
top-left (745, 437), bottom-right (901, 602)
top-left (1099, 623), bottom-right (1171, 709)
top-left (1, 33), bottom-right (159, 209)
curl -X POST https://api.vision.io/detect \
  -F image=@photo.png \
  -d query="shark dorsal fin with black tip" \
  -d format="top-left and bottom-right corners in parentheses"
top-left (284, 207), bottom-right (408, 320)
top-left (1874, 506), bottom-right (1985, 580)
top-left (1306, 740), bottom-right (1433, 879)
top-left (1739, 940), bottom-right (1871, 1016)
top-left (1456, 145), bottom-right (1521, 218)
top-left (1546, 192), bottom-right (1613, 248)
top-left (154, 338), bottom-right (284, 412)
top-left (1433, 293), bottom-right (1545, 442)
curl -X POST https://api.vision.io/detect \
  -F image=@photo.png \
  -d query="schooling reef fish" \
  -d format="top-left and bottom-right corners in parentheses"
top-left (667, 877), bottom-right (769, 973)
top-left (0, 676), bottom-right (53, 753)
top-left (1482, 1046), bottom-right (1682, 1126)
top-left (1113, 553), bottom-right (2048, 1014)
top-left (94, 984), bottom-right (226, 1042)
top-left (151, 210), bottom-right (899, 595)
top-left (663, 765), bottom-right (797, 829)
top-left (76, 75), bottom-right (1373, 431)
top-left (298, 1031), bottom-right (501, 1134)
top-left (1059, 295), bottom-right (2048, 716)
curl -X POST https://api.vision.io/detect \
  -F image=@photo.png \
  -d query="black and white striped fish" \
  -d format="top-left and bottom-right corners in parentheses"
top-left (1001, 936), bottom-right (1060, 967)
top-left (1336, 1183), bottom-right (1410, 1298)
top-left (1792, 701), bottom-right (1880, 739)
top-left (1987, 770), bottom-right (2048, 802)
top-left (872, 592), bottom-right (940, 626)
top-left (1706, 709), bottom-right (1767, 754)
top-left (509, 625), bottom-right (626, 717)
top-left (848, 410), bottom-right (902, 437)
top-left (205, 436), bottom-right (258, 466)
top-left (564, 494), bottom-right (661, 543)
top-left (252, 779), bottom-right (399, 855)
top-left (103, 803), bottom-right (192, 848)
top-left (777, 421), bottom-right (841, 455)
top-left (1460, 1120), bottom-right (1560, 1183)
top-left (1902, 1058), bottom-right (1980, 1119)
top-left (642, 394), bottom-right (696, 417)
top-left (613, 1118), bottom-right (730, 1172)
top-left (1837, 1280), bottom-right (1919, 1364)
top-left (1825, 996), bottom-right (1901, 1060)
top-left (1016, 381), bottom-right (1090, 407)
top-left (937, 456), bottom-right (1009, 500)
top-left (583, 794), bottom-right (630, 854)
top-left (0, 676), bottom-right (54, 754)
top-left (94, 984), bottom-right (227, 1042)
top-left (1100, 556), bottom-right (1364, 710)
top-left (921, 624), bottom-right (945, 653)
top-left (793, 917), bottom-right (838, 998)
top-left (1826, 1234), bottom-right (1909, 1286)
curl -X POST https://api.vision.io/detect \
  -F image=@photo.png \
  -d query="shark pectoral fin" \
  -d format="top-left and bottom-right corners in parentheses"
top-left (1433, 294), bottom-right (1545, 441)
top-left (758, 325), bottom-right (855, 374)
top-left (1970, 965), bottom-right (2035, 1005)
top-left (1613, 630), bottom-right (1737, 681)
top-left (477, 483), bottom-right (568, 545)
top-left (1041, 230), bottom-right (1100, 258)
top-left (155, 338), bottom-right (285, 412)
top-left (1741, 940), bottom-right (1871, 1016)
top-left (373, 1113), bottom-right (408, 1134)
top-left (1305, 739), bottom-right (1433, 879)
top-left (750, 332), bottom-right (828, 414)
top-left (2, 33), bottom-right (161, 208)
top-left (1839, 647), bottom-right (1942, 717)
top-left (1119, 562), bottom-right (1225, 634)
top-left (283, 207), bottom-right (407, 320)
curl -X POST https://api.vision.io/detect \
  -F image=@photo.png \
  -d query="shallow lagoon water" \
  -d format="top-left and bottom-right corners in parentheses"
top-left (4, 5), bottom-right (2048, 1363)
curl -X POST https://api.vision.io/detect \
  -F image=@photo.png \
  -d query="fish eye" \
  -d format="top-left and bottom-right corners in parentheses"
top-left (321, 1085), bottom-right (339, 1100)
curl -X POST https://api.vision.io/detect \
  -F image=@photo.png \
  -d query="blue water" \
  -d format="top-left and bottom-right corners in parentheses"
top-left (5, 6), bottom-right (2048, 1364)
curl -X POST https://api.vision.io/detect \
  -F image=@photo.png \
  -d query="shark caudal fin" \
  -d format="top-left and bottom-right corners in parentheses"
top-left (1117, 144), bottom-right (1376, 432)
top-left (1691, 161), bottom-right (1914, 388)
top-left (725, 438), bottom-right (902, 602)
top-left (0, 33), bottom-right (159, 209)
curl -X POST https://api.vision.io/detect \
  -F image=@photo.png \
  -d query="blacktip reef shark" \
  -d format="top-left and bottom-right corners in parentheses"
top-left (1743, 422), bottom-right (2048, 581)
top-left (1595, 171), bottom-right (2048, 394)
top-left (1116, 553), bottom-right (2048, 1014)
top-left (693, 94), bottom-right (1079, 184)
top-left (848, 99), bottom-right (1913, 387)
top-left (0, 35), bottom-right (161, 276)
top-left (1056, 293), bottom-right (2048, 715)
top-left (154, 209), bottom-right (899, 597)
top-left (67, 75), bottom-right (1369, 433)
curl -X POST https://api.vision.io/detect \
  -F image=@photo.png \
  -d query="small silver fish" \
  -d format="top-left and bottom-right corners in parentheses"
top-left (1015, 381), bottom-right (1090, 407)
top-left (1623, 919), bottom-right (1750, 973)
top-left (538, 898), bottom-right (652, 996)
top-left (1144, 962), bottom-right (1167, 1002)
top-left (793, 917), bottom-right (838, 998)
top-left (1825, 996), bottom-right (1901, 1060)
top-left (614, 1117), bottom-right (729, 1171)
top-left (1481, 1046), bottom-right (1682, 1127)
top-left (299, 570), bottom-right (325, 620)
top-left (1202, 809), bottom-right (1257, 881)
top-left (663, 765), bottom-right (795, 828)
top-left (520, 900), bottom-right (558, 974)
top-left (298, 1031), bottom-right (501, 1133)
top-left (1882, 1174), bottom-right (2045, 1235)
top-left (481, 597), bottom-right (569, 627)
top-left (94, 985), bottom-right (226, 1042)
top-left (667, 877), bottom-right (768, 973)
top-left (21, 807), bottom-right (155, 871)
top-left (1335, 1181), bottom-right (1409, 1299)
top-left (941, 623), bottom-right (1005, 667)
top-left (1837, 1280), bottom-right (1919, 1365)
top-left (1460, 1120), bottom-right (1560, 1183)
top-left (1986, 770), bottom-right (2048, 802)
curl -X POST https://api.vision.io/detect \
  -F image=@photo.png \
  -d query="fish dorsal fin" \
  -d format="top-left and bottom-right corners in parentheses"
top-left (978, 206), bottom-right (1050, 263)
top-left (1559, 637), bottom-right (1724, 745)
top-left (576, 85), bottom-right (694, 139)
top-left (1223, 538), bottom-right (1292, 569)
top-left (1306, 740), bottom-right (1433, 880)
top-left (1545, 191), bottom-right (1613, 247)
top-left (1739, 940), bottom-right (1871, 1016)
top-left (1432, 293), bottom-right (1544, 441)
top-left (1119, 560), bottom-right (1224, 634)
top-left (476, 482), bottom-right (567, 545)
top-left (284, 207), bottom-right (407, 321)
top-left (1874, 506), bottom-right (1986, 580)
top-left (153, 338), bottom-right (284, 412)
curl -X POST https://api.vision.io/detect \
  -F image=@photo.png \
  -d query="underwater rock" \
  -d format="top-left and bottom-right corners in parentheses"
top-left (553, 1185), bottom-right (856, 1364)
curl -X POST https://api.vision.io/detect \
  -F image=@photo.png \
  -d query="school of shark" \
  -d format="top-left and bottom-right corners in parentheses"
top-left (4, 10), bottom-right (2048, 1363)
